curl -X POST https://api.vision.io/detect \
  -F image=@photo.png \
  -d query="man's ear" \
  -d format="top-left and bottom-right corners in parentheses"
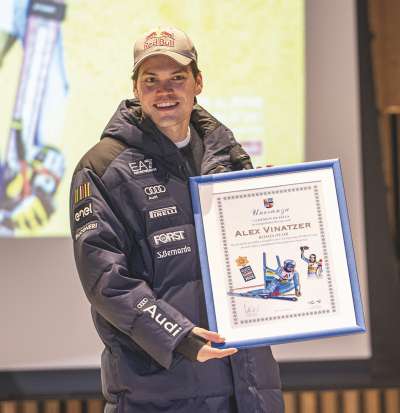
top-left (133, 81), bottom-right (138, 99)
top-left (195, 73), bottom-right (203, 96)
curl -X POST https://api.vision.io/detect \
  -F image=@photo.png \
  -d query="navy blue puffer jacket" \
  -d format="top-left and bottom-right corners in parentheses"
top-left (70, 100), bottom-right (284, 413)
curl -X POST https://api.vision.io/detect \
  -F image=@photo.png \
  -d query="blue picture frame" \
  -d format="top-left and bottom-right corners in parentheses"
top-left (189, 159), bottom-right (366, 349)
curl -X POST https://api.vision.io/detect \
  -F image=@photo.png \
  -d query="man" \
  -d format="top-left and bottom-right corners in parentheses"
top-left (264, 256), bottom-right (301, 298)
top-left (70, 26), bottom-right (283, 412)
top-left (236, 254), bottom-right (300, 301)
top-left (300, 246), bottom-right (323, 278)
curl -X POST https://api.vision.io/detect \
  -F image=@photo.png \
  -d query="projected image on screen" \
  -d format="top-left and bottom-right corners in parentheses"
top-left (0, 0), bottom-right (304, 238)
top-left (0, 0), bottom-right (68, 237)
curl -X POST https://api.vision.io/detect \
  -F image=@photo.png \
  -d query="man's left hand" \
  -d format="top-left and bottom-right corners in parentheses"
top-left (192, 327), bottom-right (238, 362)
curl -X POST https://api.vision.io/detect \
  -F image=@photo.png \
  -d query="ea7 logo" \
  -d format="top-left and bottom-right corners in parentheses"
top-left (153, 230), bottom-right (185, 246)
top-left (129, 159), bottom-right (157, 176)
top-left (74, 201), bottom-right (93, 223)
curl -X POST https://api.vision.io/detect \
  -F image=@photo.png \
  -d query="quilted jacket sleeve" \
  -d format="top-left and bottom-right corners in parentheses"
top-left (70, 167), bottom-right (194, 369)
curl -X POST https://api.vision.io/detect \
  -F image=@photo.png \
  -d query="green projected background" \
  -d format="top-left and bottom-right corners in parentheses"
top-left (0, 0), bottom-right (304, 237)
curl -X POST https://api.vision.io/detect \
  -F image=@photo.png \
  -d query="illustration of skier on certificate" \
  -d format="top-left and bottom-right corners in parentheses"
top-left (300, 246), bottom-right (323, 278)
top-left (229, 252), bottom-right (301, 301)
top-left (0, 0), bottom-right (68, 236)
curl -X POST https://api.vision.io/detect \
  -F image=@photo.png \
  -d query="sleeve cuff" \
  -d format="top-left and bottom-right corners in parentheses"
top-left (175, 331), bottom-right (208, 361)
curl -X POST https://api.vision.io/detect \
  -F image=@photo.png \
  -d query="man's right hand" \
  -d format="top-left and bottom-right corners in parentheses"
top-left (192, 327), bottom-right (238, 362)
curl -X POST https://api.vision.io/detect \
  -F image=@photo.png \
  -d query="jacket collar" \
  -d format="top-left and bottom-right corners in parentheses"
top-left (101, 99), bottom-right (237, 174)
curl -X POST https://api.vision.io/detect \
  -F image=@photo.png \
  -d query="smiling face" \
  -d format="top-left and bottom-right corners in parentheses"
top-left (133, 54), bottom-right (203, 142)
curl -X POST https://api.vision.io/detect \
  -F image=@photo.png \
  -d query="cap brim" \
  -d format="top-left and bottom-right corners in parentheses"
top-left (132, 51), bottom-right (193, 77)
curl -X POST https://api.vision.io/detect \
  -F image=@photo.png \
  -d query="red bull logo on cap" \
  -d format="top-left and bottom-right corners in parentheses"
top-left (144, 29), bottom-right (175, 50)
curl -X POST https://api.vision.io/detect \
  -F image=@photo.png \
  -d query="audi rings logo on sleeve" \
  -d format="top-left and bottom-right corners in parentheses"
top-left (143, 184), bottom-right (168, 200)
top-left (144, 185), bottom-right (166, 195)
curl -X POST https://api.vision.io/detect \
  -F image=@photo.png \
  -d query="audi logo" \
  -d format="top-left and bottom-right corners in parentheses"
top-left (144, 185), bottom-right (167, 195)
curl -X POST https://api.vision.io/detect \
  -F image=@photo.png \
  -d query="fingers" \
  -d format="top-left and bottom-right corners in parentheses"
top-left (191, 327), bottom-right (238, 362)
top-left (210, 347), bottom-right (238, 358)
top-left (192, 327), bottom-right (225, 343)
top-left (197, 345), bottom-right (238, 363)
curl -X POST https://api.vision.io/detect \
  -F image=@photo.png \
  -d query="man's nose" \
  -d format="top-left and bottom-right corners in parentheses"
top-left (156, 80), bottom-right (173, 93)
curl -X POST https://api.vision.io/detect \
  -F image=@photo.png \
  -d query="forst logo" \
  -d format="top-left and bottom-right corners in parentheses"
top-left (153, 230), bottom-right (185, 246)
top-left (74, 202), bottom-right (93, 223)
top-left (129, 159), bottom-right (157, 176)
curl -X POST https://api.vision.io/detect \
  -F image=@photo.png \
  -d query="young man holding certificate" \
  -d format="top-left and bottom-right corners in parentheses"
top-left (70, 26), bottom-right (283, 413)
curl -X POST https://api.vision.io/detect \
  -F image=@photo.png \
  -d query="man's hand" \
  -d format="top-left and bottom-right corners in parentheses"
top-left (192, 327), bottom-right (238, 362)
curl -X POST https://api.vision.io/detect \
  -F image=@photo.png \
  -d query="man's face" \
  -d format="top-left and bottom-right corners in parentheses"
top-left (285, 264), bottom-right (295, 273)
top-left (134, 55), bottom-right (202, 132)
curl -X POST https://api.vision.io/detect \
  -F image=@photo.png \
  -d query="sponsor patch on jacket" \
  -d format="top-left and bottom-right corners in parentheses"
top-left (129, 158), bottom-right (157, 176)
top-left (153, 230), bottom-right (186, 246)
top-left (136, 297), bottom-right (183, 337)
top-left (143, 184), bottom-right (168, 200)
top-left (75, 221), bottom-right (98, 240)
top-left (73, 201), bottom-right (94, 225)
top-left (149, 205), bottom-right (178, 219)
top-left (73, 182), bottom-right (91, 205)
top-left (156, 244), bottom-right (192, 259)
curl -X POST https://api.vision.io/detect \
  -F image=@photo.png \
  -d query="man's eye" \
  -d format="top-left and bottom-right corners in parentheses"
top-left (144, 77), bottom-right (156, 84)
top-left (173, 75), bottom-right (185, 81)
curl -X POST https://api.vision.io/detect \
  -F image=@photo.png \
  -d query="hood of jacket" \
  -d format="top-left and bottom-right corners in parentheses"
top-left (101, 99), bottom-right (238, 174)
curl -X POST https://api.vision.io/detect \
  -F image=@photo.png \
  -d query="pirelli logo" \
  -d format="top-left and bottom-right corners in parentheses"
top-left (74, 182), bottom-right (91, 204)
top-left (149, 206), bottom-right (178, 219)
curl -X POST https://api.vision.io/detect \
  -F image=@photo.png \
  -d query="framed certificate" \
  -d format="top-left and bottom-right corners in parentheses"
top-left (189, 159), bottom-right (366, 349)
